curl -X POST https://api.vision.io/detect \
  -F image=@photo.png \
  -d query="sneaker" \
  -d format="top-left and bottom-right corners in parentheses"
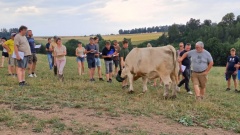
top-left (33, 73), bottom-right (37, 77)
top-left (90, 79), bottom-right (94, 82)
top-left (92, 78), bottom-right (95, 81)
top-left (109, 79), bottom-right (112, 83)
top-left (235, 89), bottom-right (240, 93)
top-left (187, 91), bottom-right (193, 95)
top-left (22, 81), bottom-right (29, 86)
top-left (226, 88), bottom-right (231, 91)
top-left (99, 78), bottom-right (104, 81)
top-left (28, 74), bottom-right (34, 78)
top-left (19, 82), bottom-right (24, 87)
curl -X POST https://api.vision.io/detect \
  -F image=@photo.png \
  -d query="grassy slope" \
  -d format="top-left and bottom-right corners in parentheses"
top-left (35, 32), bottom-right (163, 45)
top-left (0, 54), bottom-right (240, 134)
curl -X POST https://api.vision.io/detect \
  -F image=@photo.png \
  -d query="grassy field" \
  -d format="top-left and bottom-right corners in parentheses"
top-left (35, 32), bottom-right (164, 45)
top-left (0, 54), bottom-right (240, 135)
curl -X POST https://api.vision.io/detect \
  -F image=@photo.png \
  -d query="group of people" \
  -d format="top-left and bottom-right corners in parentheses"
top-left (45, 35), bottom-right (129, 87)
top-left (0, 26), bottom-right (38, 86)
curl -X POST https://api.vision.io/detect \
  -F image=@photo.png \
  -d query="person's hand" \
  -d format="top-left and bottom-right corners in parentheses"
top-left (178, 58), bottom-right (182, 63)
top-left (16, 55), bottom-right (21, 60)
top-left (180, 68), bottom-right (183, 73)
top-left (203, 71), bottom-right (209, 75)
top-left (234, 71), bottom-right (238, 75)
top-left (234, 64), bottom-right (239, 68)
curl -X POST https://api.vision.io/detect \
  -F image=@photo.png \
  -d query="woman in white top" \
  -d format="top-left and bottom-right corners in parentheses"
top-left (54, 38), bottom-right (67, 81)
top-left (75, 42), bottom-right (86, 75)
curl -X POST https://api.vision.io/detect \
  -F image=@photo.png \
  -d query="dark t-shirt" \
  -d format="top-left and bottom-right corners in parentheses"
top-left (120, 48), bottom-right (129, 61)
top-left (85, 44), bottom-right (97, 59)
top-left (180, 50), bottom-right (191, 68)
top-left (227, 56), bottom-right (239, 71)
top-left (102, 46), bottom-right (115, 61)
top-left (27, 37), bottom-right (36, 53)
top-left (46, 43), bottom-right (51, 54)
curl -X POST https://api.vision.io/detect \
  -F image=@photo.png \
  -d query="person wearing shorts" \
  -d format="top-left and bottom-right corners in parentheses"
top-left (93, 37), bottom-right (104, 81)
top-left (178, 41), bottom-right (214, 101)
top-left (27, 30), bottom-right (38, 78)
top-left (85, 37), bottom-right (97, 82)
top-left (14, 25), bottom-right (32, 86)
top-left (76, 42), bottom-right (85, 75)
top-left (225, 48), bottom-right (239, 92)
top-left (113, 40), bottom-right (121, 76)
top-left (1, 37), bottom-right (8, 67)
top-left (102, 41), bottom-right (115, 83)
top-left (2, 34), bottom-right (17, 76)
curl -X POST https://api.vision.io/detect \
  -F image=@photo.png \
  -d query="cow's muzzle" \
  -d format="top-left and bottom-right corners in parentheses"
top-left (116, 70), bottom-right (126, 82)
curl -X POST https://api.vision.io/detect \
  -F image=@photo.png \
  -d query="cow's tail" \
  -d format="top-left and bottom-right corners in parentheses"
top-left (168, 45), bottom-right (179, 84)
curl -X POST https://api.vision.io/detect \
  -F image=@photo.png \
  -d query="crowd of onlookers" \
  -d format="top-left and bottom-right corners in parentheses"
top-left (0, 25), bottom-right (239, 101)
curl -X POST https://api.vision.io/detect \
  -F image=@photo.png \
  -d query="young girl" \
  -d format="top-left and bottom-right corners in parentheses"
top-left (54, 38), bottom-right (67, 82)
top-left (76, 42), bottom-right (85, 75)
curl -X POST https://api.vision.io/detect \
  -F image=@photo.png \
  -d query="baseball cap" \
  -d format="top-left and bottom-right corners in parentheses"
top-left (11, 33), bottom-right (16, 37)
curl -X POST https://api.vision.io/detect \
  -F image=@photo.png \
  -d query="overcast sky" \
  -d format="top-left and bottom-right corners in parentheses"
top-left (0, 0), bottom-right (239, 36)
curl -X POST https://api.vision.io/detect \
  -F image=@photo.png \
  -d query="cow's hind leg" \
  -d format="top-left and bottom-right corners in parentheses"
top-left (142, 76), bottom-right (148, 93)
top-left (128, 73), bottom-right (134, 94)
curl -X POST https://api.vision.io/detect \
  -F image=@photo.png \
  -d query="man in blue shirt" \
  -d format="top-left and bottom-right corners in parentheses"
top-left (225, 48), bottom-right (239, 92)
top-left (85, 37), bottom-right (97, 82)
top-left (27, 30), bottom-right (37, 77)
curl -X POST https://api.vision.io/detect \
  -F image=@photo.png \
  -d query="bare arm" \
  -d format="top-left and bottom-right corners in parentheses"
top-left (14, 45), bottom-right (21, 60)
top-left (2, 43), bottom-right (10, 53)
top-left (178, 52), bottom-right (188, 62)
top-left (76, 49), bottom-right (78, 56)
top-left (120, 57), bottom-right (124, 69)
top-left (225, 63), bottom-right (228, 73)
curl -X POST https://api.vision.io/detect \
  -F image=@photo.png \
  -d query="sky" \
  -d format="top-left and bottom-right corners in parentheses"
top-left (0, 0), bottom-right (239, 36)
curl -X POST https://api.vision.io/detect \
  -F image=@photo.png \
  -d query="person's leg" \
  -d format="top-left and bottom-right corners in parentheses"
top-left (109, 61), bottom-right (113, 81)
top-left (199, 74), bottom-right (208, 99)
top-left (183, 69), bottom-right (191, 92)
top-left (233, 74), bottom-right (238, 90)
top-left (53, 56), bottom-right (57, 75)
top-left (1, 56), bottom-right (5, 67)
top-left (105, 61), bottom-right (110, 81)
top-left (47, 54), bottom-right (53, 70)
top-left (97, 58), bottom-right (103, 80)
top-left (77, 60), bottom-right (82, 75)
top-left (226, 72), bottom-right (231, 90)
top-left (192, 73), bottom-right (201, 100)
top-left (81, 62), bottom-right (85, 74)
top-left (56, 59), bottom-right (61, 75)
top-left (8, 58), bottom-right (12, 74)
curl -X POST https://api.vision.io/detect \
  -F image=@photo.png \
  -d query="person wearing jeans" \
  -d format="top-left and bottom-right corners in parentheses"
top-left (46, 38), bottom-right (53, 70)
top-left (102, 41), bottom-right (116, 83)
top-left (178, 43), bottom-right (193, 95)
top-left (54, 38), bottom-right (67, 82)
top-left (50, 36), bottom-right (58, 76)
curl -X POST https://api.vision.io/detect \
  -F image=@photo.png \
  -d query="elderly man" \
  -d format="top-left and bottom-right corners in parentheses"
top-left (178, 41), bottom-right (214, 100)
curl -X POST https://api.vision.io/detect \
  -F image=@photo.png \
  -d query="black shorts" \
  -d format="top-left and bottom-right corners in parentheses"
top-left (113, 60), bottom-right (119, 68)
top-left (2, 52), bottom-right (9, 57)
top-left (226, 71), bottom-right (237, 80)
top-left (87, 58), bottom-right (96, 69)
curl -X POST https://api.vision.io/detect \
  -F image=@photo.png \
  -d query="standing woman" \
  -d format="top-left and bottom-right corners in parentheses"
top-left (54, 38), bottom-right (67, 81)
top-left (76, 42), bottom-right (85, 75)
top-left (0, 37), bottom-right (9, 68)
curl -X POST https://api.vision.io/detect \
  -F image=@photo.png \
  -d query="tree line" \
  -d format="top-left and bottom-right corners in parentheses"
top-left (118, 26), bottom-right (168, 34)
top-left (137, 13), bottom-right (240, 66)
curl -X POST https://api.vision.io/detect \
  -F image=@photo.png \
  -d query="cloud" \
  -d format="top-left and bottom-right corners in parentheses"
top-left (15, 6), bottom-right (40, 14)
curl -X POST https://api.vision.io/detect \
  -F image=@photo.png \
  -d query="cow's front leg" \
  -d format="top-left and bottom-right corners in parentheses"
top-left (128, 73), bottom-right (134, 94)
top-left (142, 76), bottom-right (148, 93)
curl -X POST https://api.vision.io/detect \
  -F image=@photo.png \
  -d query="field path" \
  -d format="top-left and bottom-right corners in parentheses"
top-left (0, 104), bottom-right (237, 135)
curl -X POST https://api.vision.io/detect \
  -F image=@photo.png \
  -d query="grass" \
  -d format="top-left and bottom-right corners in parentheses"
top-left (35, 32), bottom-right (164, 45)
top-left (0, 53), bottom-right (240, 134)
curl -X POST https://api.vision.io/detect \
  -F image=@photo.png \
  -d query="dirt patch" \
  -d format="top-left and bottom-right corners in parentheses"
top-left (0, 104), bottom-right (238, 135)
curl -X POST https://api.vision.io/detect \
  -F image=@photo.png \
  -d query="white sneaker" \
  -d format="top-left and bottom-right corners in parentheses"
top-left (188, 91), bottom-right (193, 95)
top-left (28, 74), bottom-right (34, 78)
top-left (33, 73), bottom-right (37, 77)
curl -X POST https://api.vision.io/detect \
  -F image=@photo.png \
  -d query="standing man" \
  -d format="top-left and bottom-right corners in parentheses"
top-left (14, 25), bottom-right (31, 86)
top-left (177, 42), bottom-right (185, 81)
top-left (46, 38), bottom-right (53, 70)
top-left (178, 41), bottom-right (214, 100)
top-left (27, 30), bottom-right (37, 77)
top-left (113, 40), bottom-right (121, 76)
top-left (93, 37), bottom-right (104, 81)
top-left (225, 48), bottom-right (239, 92)
top-left (2, 34), bottom-right (17, 76)
top-left (178, 43), bottom-right (193, 95)
top-left (49, 36), bottom-right (58, 76)
top-left (120, 40), bottom-right (130, 89)
top-left (85, 37), bottom-right (97, 82)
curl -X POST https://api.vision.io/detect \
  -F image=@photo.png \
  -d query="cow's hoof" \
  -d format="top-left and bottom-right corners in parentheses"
top-left (128, 90), bottom-right (134, 94)
top-left (170, 95), bottom-right (177, 99)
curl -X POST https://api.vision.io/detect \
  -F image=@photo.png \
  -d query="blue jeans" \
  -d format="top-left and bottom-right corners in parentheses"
top-left (47, 53), bottom-right (53, 70)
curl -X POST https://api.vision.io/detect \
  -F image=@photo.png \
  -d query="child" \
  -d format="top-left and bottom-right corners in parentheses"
top-left (225, 48), bottom-right (240, 92)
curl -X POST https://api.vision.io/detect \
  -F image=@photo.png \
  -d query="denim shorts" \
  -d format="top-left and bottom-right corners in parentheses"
top-left (87, 58), bottom-right (96, 69)
top-left (76, 57), bottom-right (85, 62)
top-left (95, 58), bottom-right (101, 67)
top-left (17, 56), bottom-right (29, 69)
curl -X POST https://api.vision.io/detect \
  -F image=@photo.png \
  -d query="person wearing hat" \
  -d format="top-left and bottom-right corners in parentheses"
top-left (0, 37), bottom-right (9, 68)
top-left (3, 33), bottom-right (17, 76)
top-left (49, 36), bottom-right (58, 76)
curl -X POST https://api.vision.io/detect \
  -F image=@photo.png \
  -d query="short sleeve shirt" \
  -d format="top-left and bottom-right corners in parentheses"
top-left (14, 34), bottom-right (31, 56)
top-left (120, 48), bottom-right (129, 61)
top-left (187, 50), bottom-right (213, 72)
top-left (27, 37), bottom-right (36, 53)
top-left (102, 46), bottom-right (115, 61)
top-left (4, 39), bottom-right (14, 55)
top-left (85, 44), bottom-right (97, 59)
top-left (227, 56), bottom-right (239, 71)
top-left (54, 45), bottom-right (66, 60)
top-left (180, 50), bottom-right (191, 68)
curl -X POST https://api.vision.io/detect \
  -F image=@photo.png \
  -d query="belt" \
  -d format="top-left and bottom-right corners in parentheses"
top-left (193, 70), bottom-right (206, 73)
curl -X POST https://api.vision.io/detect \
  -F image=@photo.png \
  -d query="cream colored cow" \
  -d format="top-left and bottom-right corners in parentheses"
top-left (120, 45), bottom-right (179, 98)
